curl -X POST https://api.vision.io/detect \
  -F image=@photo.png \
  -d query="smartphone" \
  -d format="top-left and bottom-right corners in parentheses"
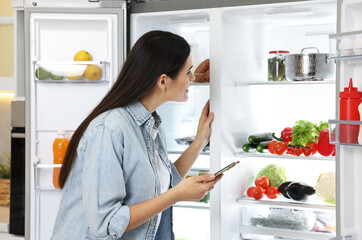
top-left (214, 161), bottom-right (239, 177)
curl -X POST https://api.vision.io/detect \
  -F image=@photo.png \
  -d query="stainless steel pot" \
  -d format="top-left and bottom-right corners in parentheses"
top-left (284, 47), bottom-right (334, 81)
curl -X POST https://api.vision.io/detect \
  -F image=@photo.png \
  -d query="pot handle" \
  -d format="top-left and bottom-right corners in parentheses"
top-left (301, 47), bottom-right (320, 54)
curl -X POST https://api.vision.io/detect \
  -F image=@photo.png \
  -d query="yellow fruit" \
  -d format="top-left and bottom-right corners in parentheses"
top-left (84, 65), bottom-right (102, 81)
top-left (74, 50), bottom-right (91, 61)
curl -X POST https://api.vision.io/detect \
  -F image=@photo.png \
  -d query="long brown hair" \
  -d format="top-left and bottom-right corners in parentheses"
top-left (59, 31), bottom-right (190, 188)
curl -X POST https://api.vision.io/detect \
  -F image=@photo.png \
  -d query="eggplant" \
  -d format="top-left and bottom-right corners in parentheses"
top-left (285, 182), bottom-right (316, 201)
top-left (278, 181), bottom-right (292, 199)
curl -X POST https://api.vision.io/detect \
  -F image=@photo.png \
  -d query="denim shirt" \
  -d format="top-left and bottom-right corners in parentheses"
top-left (51, 101), bottom-right (182, 240)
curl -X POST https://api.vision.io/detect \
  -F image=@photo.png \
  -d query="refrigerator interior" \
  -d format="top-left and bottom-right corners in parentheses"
top-left (334, 0), bottom-right (362, 239)
top-left (131, 9), bottom-right (211, 239)
top-left (214, 1), bottom-right (338, 240)
top-left (29, 13), bottom-right (119, 239)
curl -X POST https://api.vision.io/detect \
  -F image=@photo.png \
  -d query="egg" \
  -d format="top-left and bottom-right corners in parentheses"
top-left (353, 37), bottom-right (362, 55)
top-left (338, 37), bottom-right (353, 56)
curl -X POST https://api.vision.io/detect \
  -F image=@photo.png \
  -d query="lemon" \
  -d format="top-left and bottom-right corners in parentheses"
top-left (74, 50), bottom-right (91, 61)
top-left (84, 65), bottom-right (102, 81)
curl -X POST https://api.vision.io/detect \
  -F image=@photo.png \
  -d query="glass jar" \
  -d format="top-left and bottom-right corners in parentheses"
top-left (268, 50), bottom-right (289, 81)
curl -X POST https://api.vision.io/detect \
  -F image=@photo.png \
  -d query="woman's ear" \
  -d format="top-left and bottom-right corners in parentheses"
top-left (157, 74), bottom-right (168, 92)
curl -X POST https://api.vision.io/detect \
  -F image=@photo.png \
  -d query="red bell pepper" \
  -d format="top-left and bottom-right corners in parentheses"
top-left (273, 127), bottom-right (293, 144)
top-left (317, 129), bottom-right (335, 156)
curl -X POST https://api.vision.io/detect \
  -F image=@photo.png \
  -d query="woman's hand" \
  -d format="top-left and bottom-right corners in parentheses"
top-left (172, 174), bottom-right (221, 202)
top-left (193, 100), bottom-right (214, 151)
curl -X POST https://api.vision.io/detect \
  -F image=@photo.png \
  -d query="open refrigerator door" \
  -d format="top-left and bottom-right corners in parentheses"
top-left (23, 5), bottom-right (125, 240)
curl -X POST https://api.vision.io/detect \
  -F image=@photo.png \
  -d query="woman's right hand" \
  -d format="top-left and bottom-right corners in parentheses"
top-left (173, 174), bottom-right (221, 202)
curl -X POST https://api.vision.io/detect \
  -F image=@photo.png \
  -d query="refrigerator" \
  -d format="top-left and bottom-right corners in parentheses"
top-left (11, 0), bottom-right (362, 239)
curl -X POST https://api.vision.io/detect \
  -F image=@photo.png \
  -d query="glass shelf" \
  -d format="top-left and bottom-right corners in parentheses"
top-left (34, 163), bottom-right (62, 191)
top-left (238, 197), bottom-right (336, 240)
top-left (174, 201), bottom-right (210, 210)
top-left (190, 82), bottom-right (210, 86)
top-left (237, 197), bottom-right (335, 211)
top-left (235, 80), bottom-right (335, 86)
top-left (235, 152), bottom-right (335, 161)
top-left (328, 119), bottom-right (362, 146)
top-left (33, 61), bottom-right (110, 83)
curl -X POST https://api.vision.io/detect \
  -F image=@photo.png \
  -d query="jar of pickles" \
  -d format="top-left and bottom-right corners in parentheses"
top-left (268, 50), bottom-right (289, 81)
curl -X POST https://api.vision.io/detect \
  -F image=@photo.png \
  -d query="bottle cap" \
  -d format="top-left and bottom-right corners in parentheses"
top-left (57, 130), bottom-right (65, 135)
top-left (269, 50), bottom-right (290, 54)
top-left (339, 78), bottom-right (362, 98)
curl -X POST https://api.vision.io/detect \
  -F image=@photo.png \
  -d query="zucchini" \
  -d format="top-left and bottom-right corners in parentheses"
top-left (242, 143), bottom-right (257, 152)
top-left (256, 140), bottom-right (272, 153)
top-left (248, 132), bottom-right (274, 144)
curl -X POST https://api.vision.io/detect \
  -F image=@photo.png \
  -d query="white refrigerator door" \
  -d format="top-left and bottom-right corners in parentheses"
top-left (25, 8), bottom-right (124, 240)
top-left (335, 0), bottom-right (362, 239)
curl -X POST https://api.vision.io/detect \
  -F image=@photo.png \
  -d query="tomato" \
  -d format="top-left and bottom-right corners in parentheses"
top-left (274, 141), bottom-right (287, 155)
top-left (287, 146), bottom-right (295, 155)
top-left (247, 187), bottom-right (255, 198)
top-left (303, 147), bottom-right (312, 156)
top-left (253, 186), bottom-right (265, 200)
top-left (294, 147), bottom-right (303, 156)
top-left (255, 176), bottom-right (270, 189)
top-left (268, 140), bottom-right (278, 154)
top-left (266, 186), bottom-right (280, 199)
top-left (305, 142), bottom-right (317, 155)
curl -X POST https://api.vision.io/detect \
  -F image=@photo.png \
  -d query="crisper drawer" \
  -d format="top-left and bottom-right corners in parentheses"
top-left (238, 198), bottom-right (336, 240)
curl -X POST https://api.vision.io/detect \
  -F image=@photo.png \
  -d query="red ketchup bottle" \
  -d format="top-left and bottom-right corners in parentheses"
top-left (339, 78), bottom-right (362, 143)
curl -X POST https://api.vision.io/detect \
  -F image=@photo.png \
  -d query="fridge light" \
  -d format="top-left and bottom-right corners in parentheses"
top-left (168, 16), bottom-right (209, 24)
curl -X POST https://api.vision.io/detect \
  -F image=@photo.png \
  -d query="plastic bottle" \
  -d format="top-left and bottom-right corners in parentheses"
top-left (358, 102), bottom-right (362, 144)
top-left (53, 130), bottom-right (69, 188)
top-left (339, 78), bottom-right (362, 143)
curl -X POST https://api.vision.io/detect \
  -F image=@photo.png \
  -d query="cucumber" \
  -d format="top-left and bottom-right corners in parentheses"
top-left (256, 140), bottom-right (272, 153)
top-left (242, 143), bottom-right (257, 152)
top-left (248, 132), bottom-right (274, 144)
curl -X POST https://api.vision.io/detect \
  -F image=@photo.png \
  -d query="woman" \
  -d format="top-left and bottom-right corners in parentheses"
top-left (51, 30), bottom-right (220, 240)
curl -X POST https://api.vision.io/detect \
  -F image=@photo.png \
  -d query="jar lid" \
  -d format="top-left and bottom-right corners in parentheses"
top-left (339, 78), bottom-right (362, 98)
top-left (269, 50), bottom-right (290, 54)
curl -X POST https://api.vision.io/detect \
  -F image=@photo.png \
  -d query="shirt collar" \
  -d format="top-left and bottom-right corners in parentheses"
top-left (125, 100), bottom-right (162, 128)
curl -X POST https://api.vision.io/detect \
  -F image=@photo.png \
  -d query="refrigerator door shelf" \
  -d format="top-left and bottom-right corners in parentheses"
top-left (238, 203), bottom-right (336, 240)
top-left (329, 30), bottom-right (362, 58)
top-left (236, 152), bottom-right (335, 161)
top-left (33, 61), bottom-right (110, 83)
top-left (34, 164), bottom-right (62, 191)
top-left (328, 120), bottom-right (362, 146)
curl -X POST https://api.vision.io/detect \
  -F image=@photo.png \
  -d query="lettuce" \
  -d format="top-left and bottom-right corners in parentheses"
top-left (290, 120), bottom-right (328, 147)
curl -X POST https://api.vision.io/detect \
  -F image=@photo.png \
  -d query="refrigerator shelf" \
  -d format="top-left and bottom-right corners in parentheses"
top-left (174, 201), bottom-right (210, 209)
top-left (328, 120), bottom-right (362, 146)
top-left (235, 80), bottom-right (336, 86)
top-left (235, 152), bottom-right (335, 161)
top-left (239, 225), bottom-right (335, 240)
top-left (33, 61), bottom-right (110, 83)
top-left (237, 198), bottom-right (335, 211)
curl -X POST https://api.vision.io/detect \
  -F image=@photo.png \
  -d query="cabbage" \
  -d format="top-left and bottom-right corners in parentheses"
top-left (315, 172), bottom-right (335, 205)
top-left (256, 164), bottom-right (288, 187)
